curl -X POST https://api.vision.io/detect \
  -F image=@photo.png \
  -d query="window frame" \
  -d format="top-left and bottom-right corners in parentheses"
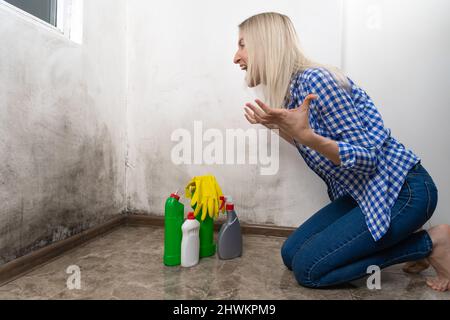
top-left (1, 0), bottom-right (61, 31)
top-left (0, 0), bottom-right (83, 44)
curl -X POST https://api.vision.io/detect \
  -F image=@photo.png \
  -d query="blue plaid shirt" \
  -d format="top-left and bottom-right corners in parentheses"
top-left (286, 68), bottom-right (420, 241)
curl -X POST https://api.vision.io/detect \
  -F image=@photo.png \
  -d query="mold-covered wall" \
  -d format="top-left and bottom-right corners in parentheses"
top-left (0, 0), bottom-right (127, 265)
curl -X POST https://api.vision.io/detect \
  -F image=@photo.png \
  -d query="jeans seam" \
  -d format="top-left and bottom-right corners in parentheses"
top-left (424, 181), bottom-right (433, 220)
top-left (296, 232), bottom-right (322, 255)
top-left (285, 231), bottom-right (322, 271)
top-left (390, 180), bottom-right (412, 221)
top-left (294, 196), bottom-right (358, 256)
top-left (383, 251), bottom-right (430, 267)
top-left (305, 228), bottom-right (369, 285)
top-left (305, 178), bottom-right (413, 285)
top-left (316, 249), bottom-right (431, 287)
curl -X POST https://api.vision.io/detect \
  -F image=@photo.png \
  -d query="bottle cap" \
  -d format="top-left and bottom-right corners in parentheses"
top-left (170, 193), bottom-right (180, 201)
top-left (225, 196), bottom-right (234, 211)
top-left (187, 212), bottom-right (196, 220)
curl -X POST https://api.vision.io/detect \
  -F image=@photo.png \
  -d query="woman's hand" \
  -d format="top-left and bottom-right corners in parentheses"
top-left (244, 94), bottom-right (318, 146)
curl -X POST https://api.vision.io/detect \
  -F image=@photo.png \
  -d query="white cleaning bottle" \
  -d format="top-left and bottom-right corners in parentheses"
top-left (181, 212), bottom-right (200, 267)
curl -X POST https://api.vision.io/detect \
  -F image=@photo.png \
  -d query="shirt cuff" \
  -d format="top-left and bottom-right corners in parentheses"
top-left (337, 141), bottom-right (356, 169)
top-left (336, 141), bottom-right (378, 174)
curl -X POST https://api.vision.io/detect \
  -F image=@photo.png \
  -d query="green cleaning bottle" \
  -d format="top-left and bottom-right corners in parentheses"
top-left (164, 192), bottom-right (184, 266)
top-left (192, 204), bottom-right (216, 258)
top-left (197, 214), bottom-right (216, 258)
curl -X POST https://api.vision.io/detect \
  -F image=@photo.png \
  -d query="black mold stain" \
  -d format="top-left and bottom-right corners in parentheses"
top-left (0, 44), bottom-right (126, 266)
top-left (0, 204), bottom-right (23, 265)
top-left (0, 123), bottom-right (124, 266)
top-left (143, 143), bottom-right (191, 215)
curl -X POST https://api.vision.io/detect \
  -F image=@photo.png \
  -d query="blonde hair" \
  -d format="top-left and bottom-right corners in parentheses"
top-left (239, 12), bottom-right (349, 108)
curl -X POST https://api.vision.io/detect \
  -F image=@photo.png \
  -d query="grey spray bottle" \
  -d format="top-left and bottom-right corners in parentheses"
top-left (217, 196), bottom-right (243, 260)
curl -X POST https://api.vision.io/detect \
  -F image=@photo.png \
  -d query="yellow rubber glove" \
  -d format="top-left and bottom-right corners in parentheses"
top-left (185, 175), bottom-right (223, 221)
top-left (185, 177), bottom-right (202, 207)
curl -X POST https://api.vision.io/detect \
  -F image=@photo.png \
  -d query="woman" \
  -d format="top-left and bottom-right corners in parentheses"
top-left (234, 12), bottom-right (450, 292)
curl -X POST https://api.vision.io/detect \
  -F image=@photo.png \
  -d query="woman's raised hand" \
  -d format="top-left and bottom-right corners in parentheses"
top-left (244, 94), bottom-right (318, 145)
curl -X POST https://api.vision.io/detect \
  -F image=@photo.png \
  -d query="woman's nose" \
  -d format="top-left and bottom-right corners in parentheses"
top-left (233, 52), bottom-right (240, 65)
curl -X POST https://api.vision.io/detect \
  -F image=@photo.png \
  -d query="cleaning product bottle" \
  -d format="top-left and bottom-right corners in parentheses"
top-left (181, 212), bottom-right (200, 267)
top-left (217, 196), bottom-right (243, 260)
top-left (193, 204), bottom-right (217, 258)
top-left (163, 192), bottom-right (184, 266)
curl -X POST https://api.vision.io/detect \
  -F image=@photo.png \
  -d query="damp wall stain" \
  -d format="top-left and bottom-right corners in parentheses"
top-left (0, 2), bottom-right (127, 266)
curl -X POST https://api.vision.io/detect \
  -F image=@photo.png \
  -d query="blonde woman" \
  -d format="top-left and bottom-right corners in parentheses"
top-left (235, 12), bottom-right (450, 292)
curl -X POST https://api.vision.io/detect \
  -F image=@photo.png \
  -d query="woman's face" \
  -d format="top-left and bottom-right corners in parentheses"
top-left (233, 35), bottom-right (248, 72)
top-left (233, 35), bottom-right (261, 87)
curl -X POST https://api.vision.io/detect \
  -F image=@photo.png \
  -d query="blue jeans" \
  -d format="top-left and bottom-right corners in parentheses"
top-left (281, 161), bottom-right (439, 288)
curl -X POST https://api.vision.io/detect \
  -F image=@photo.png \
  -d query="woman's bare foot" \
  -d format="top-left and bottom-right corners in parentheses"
top-left (426, 225), bottom-right (450, 292)
top-left (403, 259), bottom-right (430, 274)
top-left (403, 229), bottom-right (431, 274)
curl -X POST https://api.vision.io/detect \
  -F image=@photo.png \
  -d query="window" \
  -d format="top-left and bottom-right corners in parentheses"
top-left (1, 0), bottom-right (84, 44)
top-left (4, 0), bottom-right (57, 26)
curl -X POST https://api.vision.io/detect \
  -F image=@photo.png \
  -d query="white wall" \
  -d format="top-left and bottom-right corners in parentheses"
top-left (0, 0), bottom-right (127, 264)
top-left (127, 0), bottom-right (450, 228)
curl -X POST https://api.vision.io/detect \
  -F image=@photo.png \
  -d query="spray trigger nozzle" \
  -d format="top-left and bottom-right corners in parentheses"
top-left (219, 196), bottom-right (226, 211)
top-left (220, 196), bottom-right (234, 212)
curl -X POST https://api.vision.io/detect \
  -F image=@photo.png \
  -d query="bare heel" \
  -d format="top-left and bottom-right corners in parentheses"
top-left (402, 259), bottom-right (430, 274)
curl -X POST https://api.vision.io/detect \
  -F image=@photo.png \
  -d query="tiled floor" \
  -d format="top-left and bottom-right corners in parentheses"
top-left (0, 226), bottom-right (448, 300)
